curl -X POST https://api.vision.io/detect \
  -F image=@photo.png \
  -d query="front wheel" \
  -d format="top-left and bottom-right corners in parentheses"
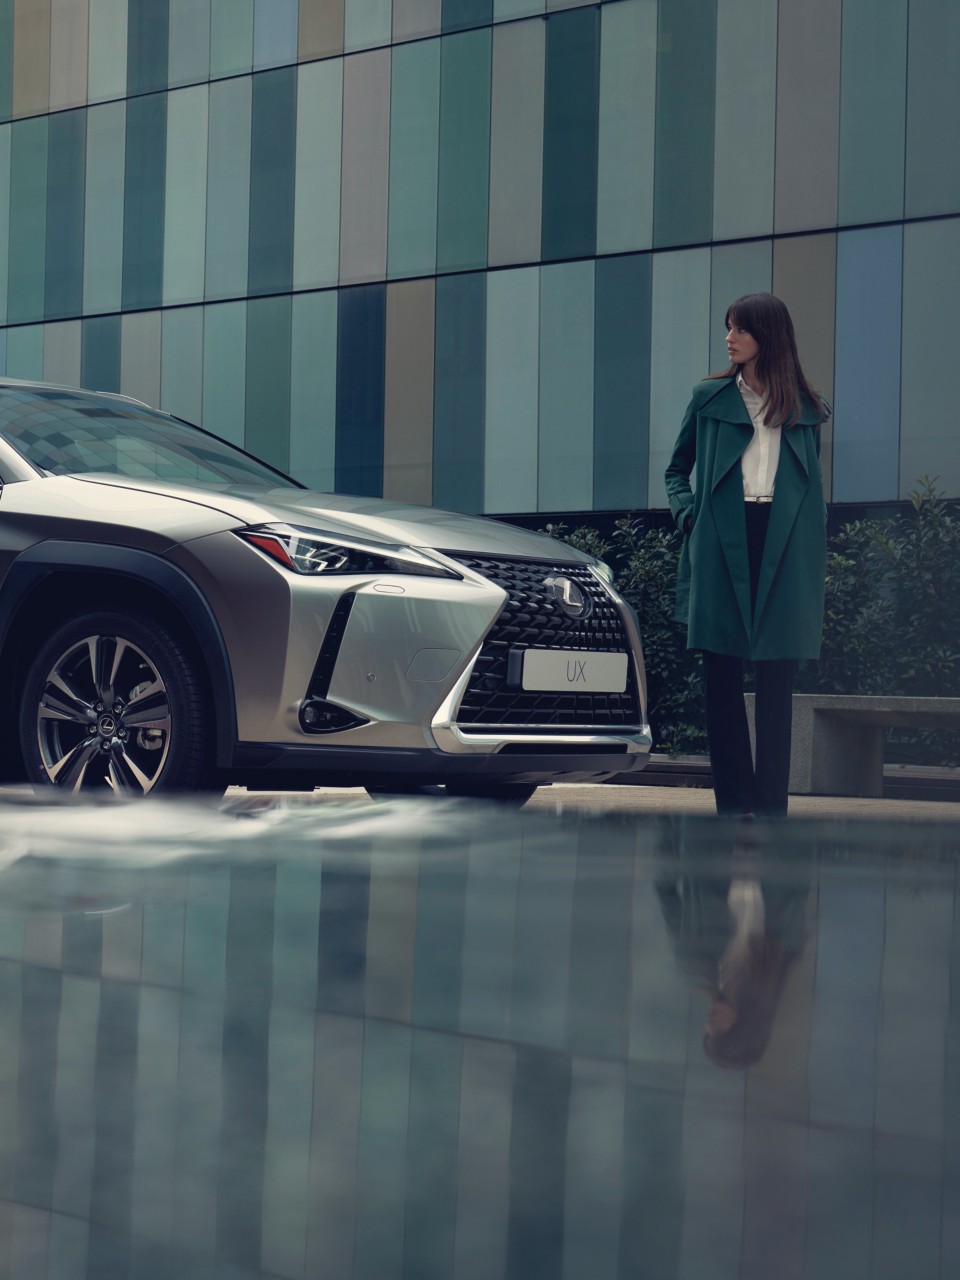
top-left (20, 610), bottom-right (216, 797)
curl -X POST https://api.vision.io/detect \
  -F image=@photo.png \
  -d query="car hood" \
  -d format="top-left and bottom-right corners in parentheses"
top-left (77, 476), bottom-right (594, 564)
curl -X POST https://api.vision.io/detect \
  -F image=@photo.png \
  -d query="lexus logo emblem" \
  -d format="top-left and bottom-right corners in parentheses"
top-left (545, 575), bottom-right (593, 619)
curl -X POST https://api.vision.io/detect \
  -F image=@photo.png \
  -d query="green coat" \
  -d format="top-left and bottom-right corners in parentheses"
top-left (664, 377), bottom-right (827, 660)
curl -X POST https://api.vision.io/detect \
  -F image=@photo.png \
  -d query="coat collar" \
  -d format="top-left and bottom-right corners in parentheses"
top-left (700, 375), bottom-right (824, 427)
top-left (706, 377), bottom-right (815, 494)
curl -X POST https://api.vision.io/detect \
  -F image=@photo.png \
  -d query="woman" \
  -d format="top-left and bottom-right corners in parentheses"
top-left (664, 293), bottom-right (828, 816)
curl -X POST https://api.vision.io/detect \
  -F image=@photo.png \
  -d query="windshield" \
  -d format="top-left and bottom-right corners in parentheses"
top-left (0, 386), bottom-right (303, 490)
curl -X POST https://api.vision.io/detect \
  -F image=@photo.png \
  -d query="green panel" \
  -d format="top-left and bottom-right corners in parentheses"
top-left (205, 76), bottom-right (251, 301)
top-left (905, 0), bottom-right (960, 218)
top-left (163, 85), bottom-right (208, 305)
top-left (248, 66), bottom-right (297, 297)
top-left (88, 0), bottom-right (128, 102)
top-left (433, 272), bottom-right (484, 512)
top-left (45, 110), bottom-right (87, 320)
top-left (81, 314), bottom-right (121, 392)
top-left (83, 101), bottom-right (125, 316)
top-left (290, 290), bottom-right (338, 491)
top-left (210, 0), bottom-right (253, 77)
top-left (597, 0), bottom-right (656, 255)
top-left (293, 59), bottom-right (342, 290)
top-left (541, 5), bottom-right (599, 262)
top-left (653, 0), bottom-right (716, 248)
top-left (202, 301), bottom-right (247, 446)
top-left (494, 0), bottom-right (541, 16)
top-left (387, 38), bottom-right (440, 279)
top-left (0, 124), bottom-right (9, 324)
top-left (168, 0), bottom-right (211, 86)
top-left (0, 0), bottom-right (12, 122)
top-left (122, 94), bottom-right (167, 312)
top-left (484, 266), bottom-right (539, 514)
top-left (246, 294), bottom-right (292, 472)
top-left (344, 0), bottom-right (391, 51)
top-left (5, 324), bottom-right (44, 378)
top-left (436, 28), bottom-right (490, 274)
top-left (160, 306), bottom-right (204, 423)
top-left (708, 240), bottom-right (772, 372)
top-left (538, 260), bottom-right (594, 512)
top-left (127, 0), bottom-right (169, 95)
top-left (594, 254), bottom-right (651, 511)
top-left (442, 0), bottom-right (491, 31)
top-left (7, 117), bottom-right (48, 325)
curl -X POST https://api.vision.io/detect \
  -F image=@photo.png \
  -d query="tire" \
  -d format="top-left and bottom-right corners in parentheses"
top-left (19, 609), bottom-right (216, 797)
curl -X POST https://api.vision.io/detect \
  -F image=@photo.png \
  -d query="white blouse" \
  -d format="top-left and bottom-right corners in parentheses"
top-left (737, 371), bottom-right (780, 499)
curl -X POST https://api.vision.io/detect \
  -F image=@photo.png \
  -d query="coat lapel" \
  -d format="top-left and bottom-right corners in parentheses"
top-left (704, 382), bottom-right (754, 639)
top-left (753, 428), bottom-right (811, 631)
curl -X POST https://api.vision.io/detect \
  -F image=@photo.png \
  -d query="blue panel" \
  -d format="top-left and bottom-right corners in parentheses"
top-left (253, 0), bottom-right (299, 69)
top-left (442, 0), bottom-right (491, 31)
top-left (248, 66), bottom-right (297, 296)
top-left (433, 272), bottom-right (485, 514)
top-left (45, 110), bottom-right (87, 320)
top-left (336, 283), bottom-right (385, 497)
top-left (833, 226), bottom-right (902, 502)
top-left (541, 5), bottom-right (599, 263)
top-left (127, 0), bottom-right (170, 95)
top-left (594, 253), bottom-right (651, 511)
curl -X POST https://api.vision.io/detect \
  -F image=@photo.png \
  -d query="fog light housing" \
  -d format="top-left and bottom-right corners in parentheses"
top-left (299, 698), bottom-right (369, 734)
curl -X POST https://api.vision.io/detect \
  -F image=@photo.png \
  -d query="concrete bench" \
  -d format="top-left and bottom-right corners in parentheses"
top-left (744, 693), bottom-right (960, 797)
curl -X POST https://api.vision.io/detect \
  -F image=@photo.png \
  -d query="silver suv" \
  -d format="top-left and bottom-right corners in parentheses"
top-left (0, 380), bottom-right (651, 799)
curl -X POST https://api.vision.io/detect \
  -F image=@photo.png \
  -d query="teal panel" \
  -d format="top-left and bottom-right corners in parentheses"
top-left (88, 0), bottom-right (128, 102)
top-left (122, 94), bottom-right (167, 312)
top-left (442, 0), bottom-right (491, 31)
top-left (0, 0), bottom-right (11, 122)
top-left (541, 5), bottom-right (599, 262)
top-left (838, 0), bottom-right (906, 226)
top-left (0, 329), bottom-right (5, 372)
top-left (210, 0), bottom-right (253, 77)
top-left (83, 101), bottom-right (125, 316)
top-left (45, 111), bottom-right (86, 321)
top-left (7, 117), bottom-right (48, 325)
top-left (81, 314), bottom-right (121, 392)
top-left (335, 283), bottom-right (385, 495)
top-left (168, 0), bottom-right (211, 86)
top-left (436, 28), bottom-right (491, 274)
top-left (653, 0), bottom-right (716, 248)
top-left (494, 0), bottom-right (541, 16)
top-left (163, 85), bottom-right (208, 305)
top-left (905, 0), bottom-right (960, 218)
top-left (712, 0), bottom-right (775, 240)
top-left (433, 272), bottom-right (485, 513)
top-left (254, 0), bottom-right (299, 68)
top-left (127, 0), bottom-right (169, 95)
top-left (484, 267), bottom-right (539, 514)
top-left (246, 294), bottom-right (292, 472)
top-left (290, 290), bottom-right (338, 491)
top-left (248, 66), bottom-right (296, 296)
top-left (594, 254), bottom-right (650, 511)
top-left (205, 76), bottom-right (251, 301)
top-left (488, 18), bottom-right (544, 268)
top-left (597, 0), bottom-right (656, 255)
top-left (344, 0), bottom-right (391, 51)
top-left (538, 260), bottom-right (594, 511)
top-left (202, 301), bottom-right (247, 445)
top-left (160, 306), bottom-right (204, 423)
top-left (0, 124), bottom-right (9, 325)
top-left (293, 59), bottom-right (342, 290)
top-left (708, 239), bottom-right (772, 372)
top-left (387, 38), bottom-right (440, 279)
top-left (5, 324), bottom-right (44, 378)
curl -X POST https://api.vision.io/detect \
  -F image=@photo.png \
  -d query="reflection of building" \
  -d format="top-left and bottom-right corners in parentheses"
top-left (0, 817), bottom-right (955, 1277)
top-left (0, 2), bottom-right (957, 527)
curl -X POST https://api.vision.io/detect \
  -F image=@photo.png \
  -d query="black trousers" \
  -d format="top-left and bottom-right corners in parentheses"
top-left (702, 503), bottom-right (796, 816)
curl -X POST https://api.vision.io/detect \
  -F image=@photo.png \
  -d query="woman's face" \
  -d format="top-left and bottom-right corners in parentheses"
top-left (726, 323), bottom-right (760, 368)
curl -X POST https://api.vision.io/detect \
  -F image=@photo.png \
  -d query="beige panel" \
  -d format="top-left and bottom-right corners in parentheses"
top-left (392, 0), bottom-right (440, 41)
top-left (772, 233), bottom-right (837, 500)
top-left (383, 278), bottom-right (435, 505)
top-left (42, 319), bottom-right (82, 384)
top-left (12, 0), bottom-right (52, 119)
top-left (49, 0), bottom-right (89, 111)
top-left (488, 19), bottom-right (544, 267)
top-left (298, 0), bottom-right (344, 59)
top-left (339, 46), bottom-right (390, 284)
top-left (120, 310), bottom-right (162, 409)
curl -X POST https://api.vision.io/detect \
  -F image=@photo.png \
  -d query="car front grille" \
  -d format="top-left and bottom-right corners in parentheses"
top-left (445, 554), bottom-right (642, 731)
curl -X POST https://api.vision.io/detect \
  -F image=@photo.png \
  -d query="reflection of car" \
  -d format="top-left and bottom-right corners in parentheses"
top-left (0, 379), bottom-right (651, 799)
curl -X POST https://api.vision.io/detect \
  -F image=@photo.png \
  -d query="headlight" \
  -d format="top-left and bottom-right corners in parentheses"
top-left (237, 524), bottom-right (461, 578)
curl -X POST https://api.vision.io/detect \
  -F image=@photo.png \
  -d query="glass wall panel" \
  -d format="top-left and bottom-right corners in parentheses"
top-left (41, 318), bottom-right (81, 384)
top-left (297, 0), bottom-right (342, 59)
top-left (160, 306), bottom-right (203, 423)
top-left (712, 0), bottom-right (775, 241)
top-left (202, 300), bottom-right (246, 445)
top-left (383, 278), bottom-right (434, 504)
top-left (538, 260), bottom-right (594, 511)
top-left (0, 328), bottom-right (6, 371)
top-left (122, 94), bottom-right (167, 312)
top-left (44, 108), bottom-right (86, 320)
top-left (597, 0), bottom-right (656, 256)
top-left (905, 0), bottom-right (960, 219)
top-left (648, 247), bottom-right (711, 509)
top-left (254, 0), bottom-right (298, 69)
top-left (119, 309), bottom-right (162, 407)
top-left (87, 0), bottom-right (127, 102)
top-left (127, 0), bottom-right (169, 96)
top-left (245, 294), bottom-right (292, 472)
top-left (247, 66), bottom-right (296, 296)
top-left (708, 240), bottom-right (771, 372)
top-left (436, 28), bottom-right (490, 273)
top-left (168, 0), bottom-right (211, 87)
top-left (594, 253), bottom-right (650, 510)
top-left (339, 47), bottom-right (390, 285)
top-left (441, 0), bottom-right (490, 32)
top-left (12, 0), bottom-right (51, 119)
top-left (0, 124), bottom-right (10, 324)
top-left (433, 271), bottom-right (484, 513)
top-left (0, 0), bottom-right (12, 122)
top-left (900, 219), bottom-right (960, 498)
top-left (293, 60), bottom-right (341, 290)
top-left (49, 0), bottom-right (89, 111)
top-left (653, 0), bottom-right (715, 249)
top-left (392, 0), bottom-right (439, 42)
top-left (163, 85), bottom-right (208, 306)
top-left (80, 313), bottom-right (120, 391)
top-left (774, 0), bottom-right (840, 234)
top-left (387, 38), bottom-right (439, 279)
top-left (541, 6), bottom-right (598, 262)
top-left (344, 0), bottom-right (390, 52)
top-left (210, 0), bottom-right (253, 77)
top-left (5, 322), bottom-right (43, 376)
top-left (494, 0), bottom-right (539, 16)
top-left (83, 100), bottom-right (125, 315)
top-left (335, 282), bottom-right (385, 497)
top-left (833, 227), bottom-right (901, 503)
top-left (488, 19), bottom-right (543, 268)
top-left (205, 76), bottom-right (251, 301)
top-left (290, 289), bottom-right (337, 491)
top-left (484, 266), bottom-right (538, 514)
top-left (7, 116), bottom-right (48, 324)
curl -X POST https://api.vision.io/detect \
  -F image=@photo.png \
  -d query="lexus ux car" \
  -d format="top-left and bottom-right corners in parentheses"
top-left (0, 379), bottom-right (651, 800)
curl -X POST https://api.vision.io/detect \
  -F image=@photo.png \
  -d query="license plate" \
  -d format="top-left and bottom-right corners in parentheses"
top-left (522, 650), bottom-right (628, 693)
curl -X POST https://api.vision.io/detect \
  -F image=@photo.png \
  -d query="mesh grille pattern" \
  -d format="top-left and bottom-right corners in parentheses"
top-left (448, 555), bottom-right (642, 730)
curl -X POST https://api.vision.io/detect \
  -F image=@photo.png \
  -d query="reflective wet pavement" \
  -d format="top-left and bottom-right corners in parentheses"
top-left (0, 793), bottom-right (957, 1279)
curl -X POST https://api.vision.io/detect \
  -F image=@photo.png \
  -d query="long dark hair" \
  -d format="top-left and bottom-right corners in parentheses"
top-left (710, 292), bottom-right (826, 429)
